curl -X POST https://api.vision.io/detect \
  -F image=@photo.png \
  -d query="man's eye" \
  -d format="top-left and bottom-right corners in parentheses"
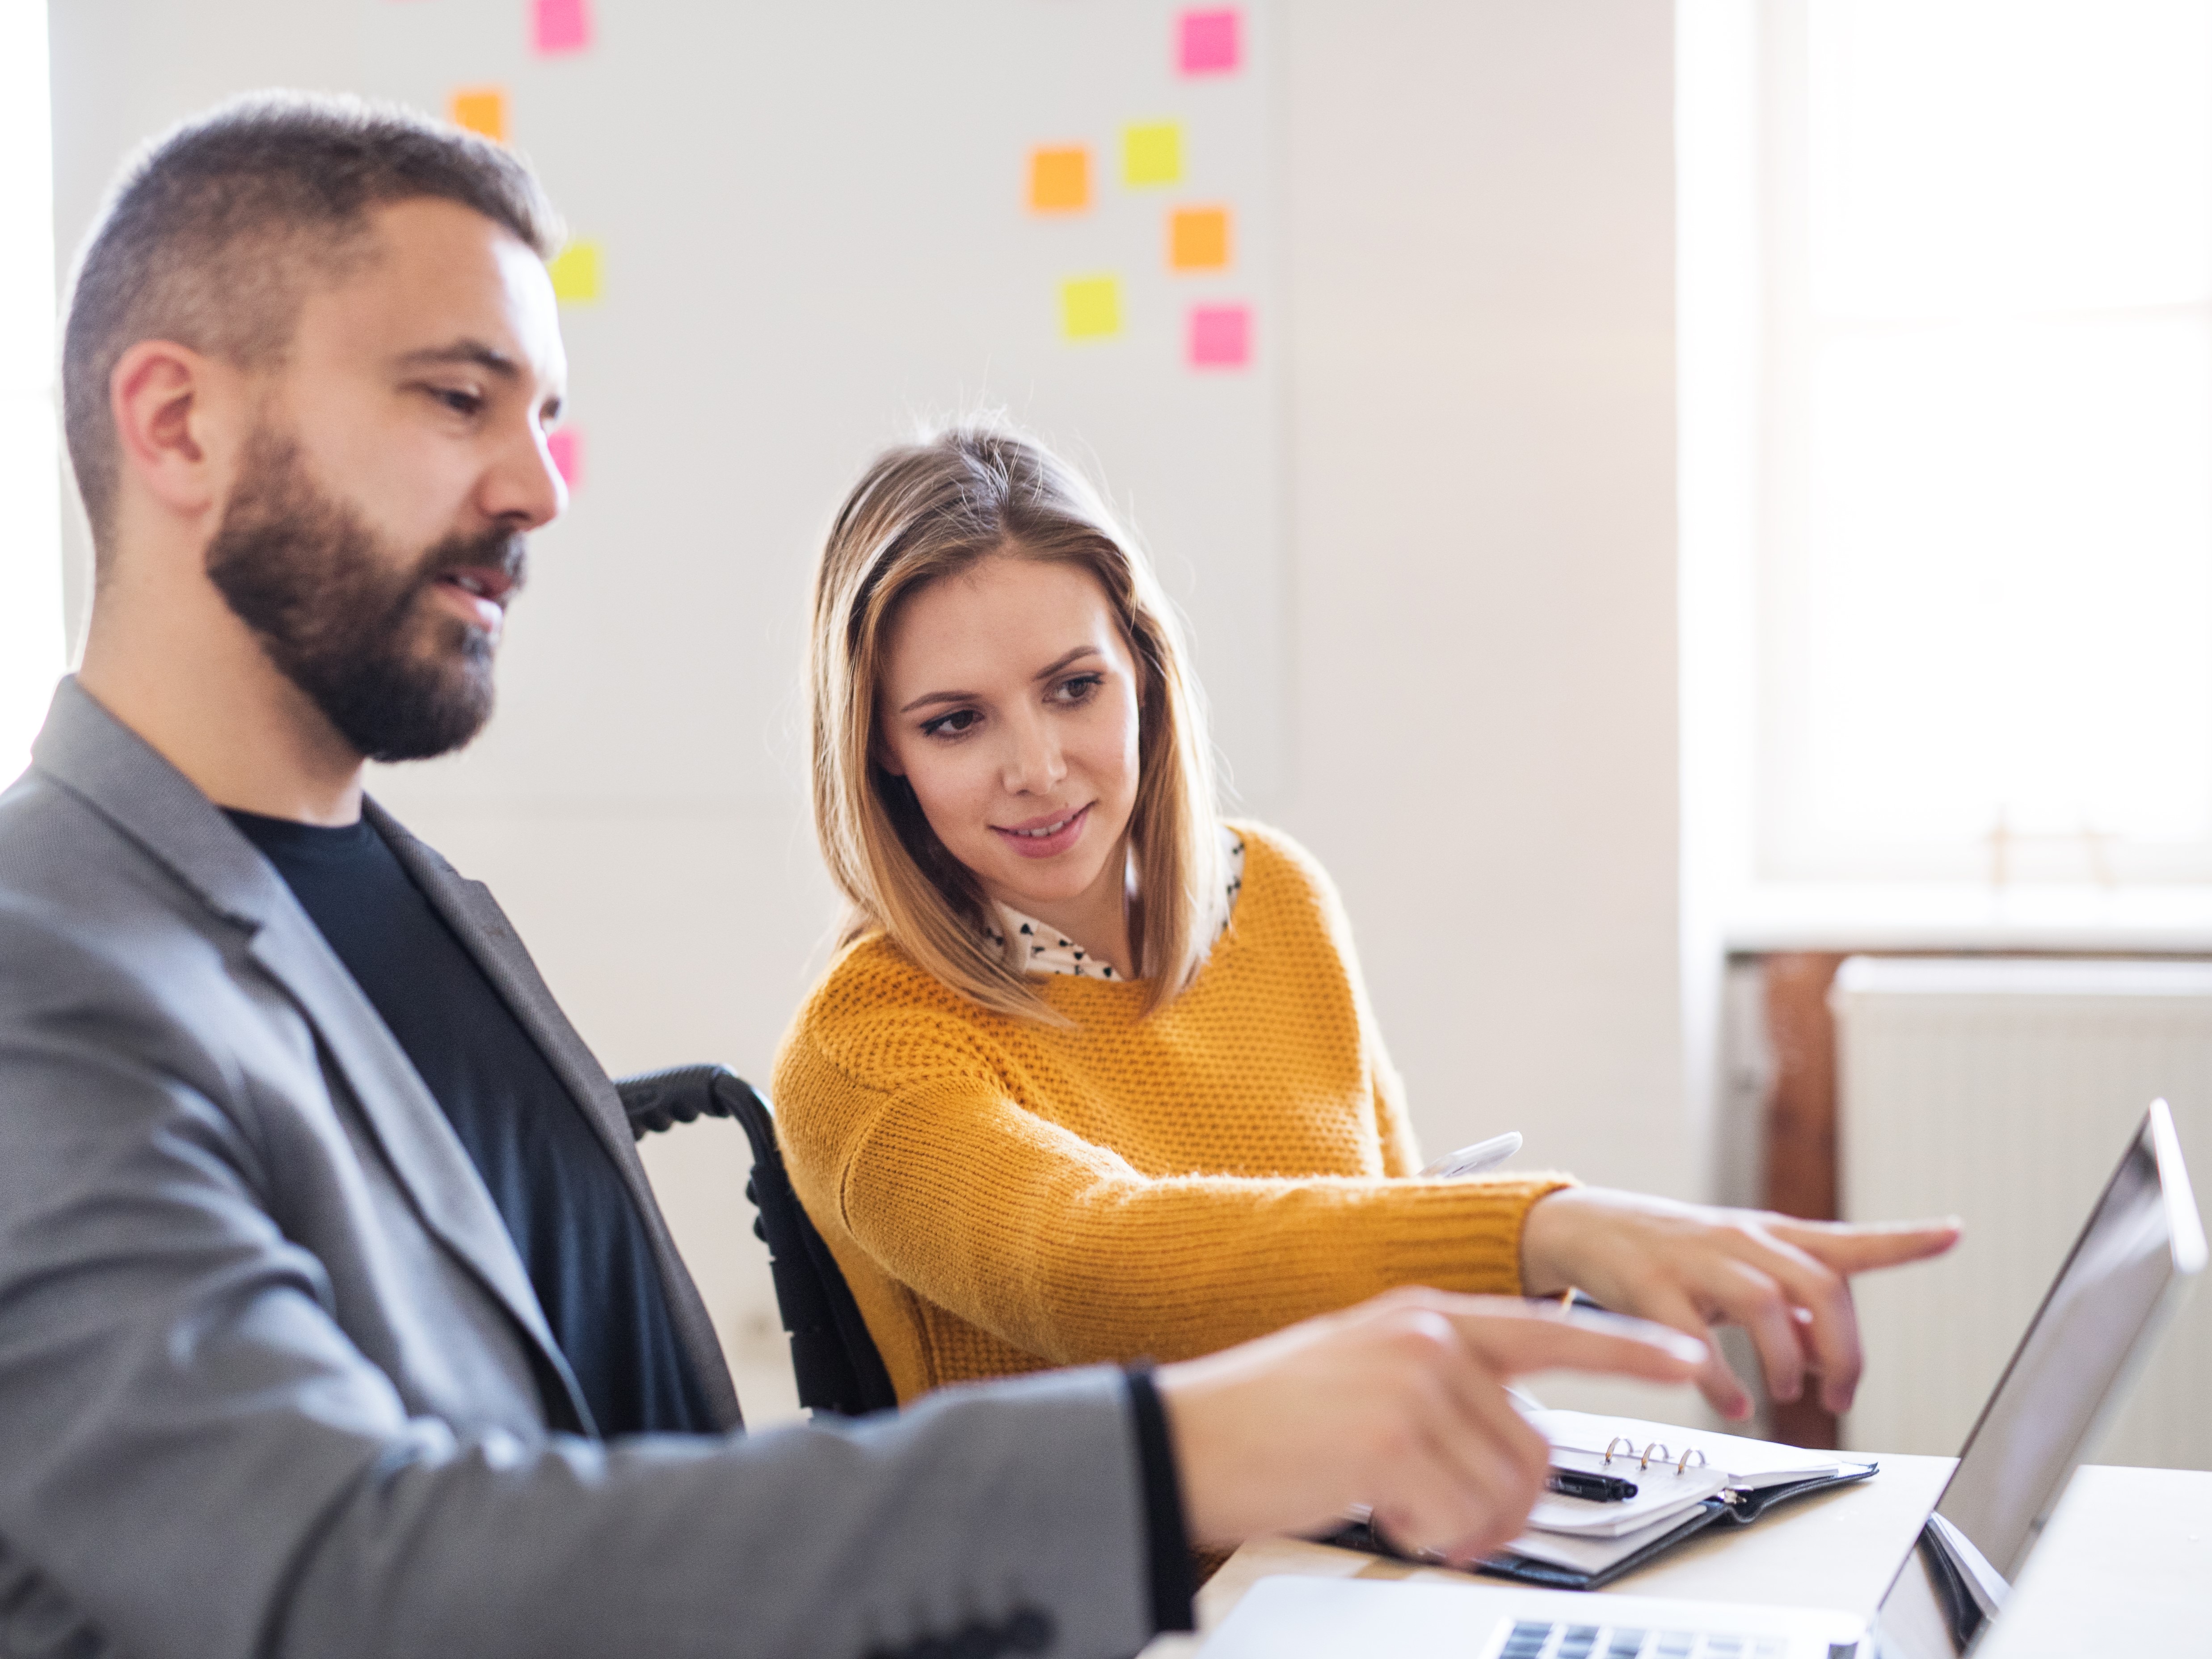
top-left (430, 387), bottom-right (483, 416)
top-left (921, 709), bottom-right (980, 738)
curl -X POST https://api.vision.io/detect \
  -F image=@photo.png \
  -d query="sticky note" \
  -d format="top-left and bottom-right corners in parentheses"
top-left (1178, 8), bottom-right (1241, 75)
top-left (1170, 206), bottom-right (1231, 271)
top-left (449, 87), bottom-right (509, 143)
top-left (547, 428), bottom-right (581, 487)
top-left (1028, 146), bottom-right (1091, 213)
top-left (1188, 303), bottom-right (1250, 367)
top-left (533, 0), bottom-right (592, 55)
top-left (1122, 122), bottom-right (1183, 187)
top-left (548, 241), bottom-right (601, 303)
top-left (1062, 276), bottom-right (1122, 340)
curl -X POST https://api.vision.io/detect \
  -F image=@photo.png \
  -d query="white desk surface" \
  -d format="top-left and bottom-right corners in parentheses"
top-left (1142, 1459), bottom-right (2212, 1657)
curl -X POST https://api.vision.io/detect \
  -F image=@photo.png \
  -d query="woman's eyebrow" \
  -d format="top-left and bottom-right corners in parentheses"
top-left (897, 646), bottom-right (1104, 714)
top-left (899, 688), bottom-right (979, 714)
top-left (1032, 645), bottom-right (1101, 681)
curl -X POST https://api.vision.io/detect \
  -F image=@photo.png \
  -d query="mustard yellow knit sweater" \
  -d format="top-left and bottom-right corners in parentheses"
top-left (773, 822), bottom-right (1572, 1403)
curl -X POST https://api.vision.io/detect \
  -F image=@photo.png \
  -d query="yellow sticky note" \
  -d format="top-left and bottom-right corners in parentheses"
top-left (1028, 146), bottom-right (1091, 213)
top-left (449, 86), bottom-right (509, 144)
top-left (1122, 121), bottom-right (1183, 186)
top-left (1061, 275), bottom-right (1121, 340)
top-left (548, 241), bottom-right (601, 303)
top-left (1169, 206), bottom-right (1230, 271)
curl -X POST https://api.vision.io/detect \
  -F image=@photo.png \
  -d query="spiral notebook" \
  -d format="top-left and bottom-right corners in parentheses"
top-left (1324, 1407), bottom-right (1876, 1590)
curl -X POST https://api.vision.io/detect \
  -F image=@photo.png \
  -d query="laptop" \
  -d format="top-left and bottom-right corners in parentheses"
top-left (1199, 1098), bottom-right (2207, 1659)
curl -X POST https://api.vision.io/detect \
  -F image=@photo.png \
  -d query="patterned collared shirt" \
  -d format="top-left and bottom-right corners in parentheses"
top-left (984, 830), bottom-right (1247, 980)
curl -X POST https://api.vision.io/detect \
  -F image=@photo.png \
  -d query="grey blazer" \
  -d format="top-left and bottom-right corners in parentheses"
top-left (0, 679), bottom-right (1156, 1659)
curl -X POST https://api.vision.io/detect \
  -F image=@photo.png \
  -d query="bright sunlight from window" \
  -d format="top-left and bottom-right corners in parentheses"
top-left (1764, 0), bottom-right (2212, 885)
top-left (1, 0), bottom-right (62, 787)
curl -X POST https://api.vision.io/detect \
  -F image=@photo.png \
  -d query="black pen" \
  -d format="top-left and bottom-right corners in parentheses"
top-left (1546, 1468), bottom-right (1639, 1503)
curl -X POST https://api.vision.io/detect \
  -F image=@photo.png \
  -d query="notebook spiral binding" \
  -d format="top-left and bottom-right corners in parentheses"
top-left (1601, 1436), bottom-right (1708, 1476)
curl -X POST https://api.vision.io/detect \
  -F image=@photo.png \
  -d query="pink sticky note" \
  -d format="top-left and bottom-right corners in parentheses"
top-left (1178, 8), bottom-right (1241, 75)
top-left (533, 0), bottom-right (592, 55)
top-left (548, 427), bottom-right (581, 487)
top-left (1188, 304), bottom-right (1251, 368)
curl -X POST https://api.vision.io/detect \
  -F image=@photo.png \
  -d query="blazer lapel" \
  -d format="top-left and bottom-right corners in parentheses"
top-left (29, 681), bottom-right (594, 1432)
top-left (368, 803), bottom-right (743, 1430)
top-left (243, 911), bottom-right (593, 1423)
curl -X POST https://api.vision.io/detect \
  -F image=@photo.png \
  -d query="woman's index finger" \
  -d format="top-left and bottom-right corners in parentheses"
top-left (1770, 1216), bottom-right (1963, 1275)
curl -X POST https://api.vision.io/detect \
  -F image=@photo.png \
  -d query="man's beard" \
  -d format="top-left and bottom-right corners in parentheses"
top-left (205, 427), bottom-right (527, 763)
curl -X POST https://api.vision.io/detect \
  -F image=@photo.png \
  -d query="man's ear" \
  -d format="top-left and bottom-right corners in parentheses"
top-left (109, 339), bottom-right (239, 521)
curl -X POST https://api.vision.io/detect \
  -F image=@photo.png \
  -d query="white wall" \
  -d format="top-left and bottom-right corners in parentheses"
top-left (1275, 0), bottom-right (1683, 1197)
top-left (48, 0), bottom-right (1685, 1417)
top-left (0, 0), bottom-right (63, 787)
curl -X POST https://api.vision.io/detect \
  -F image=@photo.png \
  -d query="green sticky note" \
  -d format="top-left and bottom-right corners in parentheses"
top-left (1061, 274), bottom-right (1121, 340)
top-left (1122, 121), bottom-right (1183, 186)
top-left (548, 240), bottom-right (601, 303)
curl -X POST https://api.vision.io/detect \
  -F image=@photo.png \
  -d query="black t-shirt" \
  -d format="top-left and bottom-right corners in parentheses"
top-left (226, 809), bottom-right (713, 1438)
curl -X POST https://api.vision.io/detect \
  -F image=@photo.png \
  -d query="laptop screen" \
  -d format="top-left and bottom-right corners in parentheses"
top-left (1873, 1102), bottom-right (2205, 1658)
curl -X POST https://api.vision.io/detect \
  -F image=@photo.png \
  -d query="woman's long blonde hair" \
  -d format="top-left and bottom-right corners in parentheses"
top-left (808, 424), bottom-right (1223, 1020)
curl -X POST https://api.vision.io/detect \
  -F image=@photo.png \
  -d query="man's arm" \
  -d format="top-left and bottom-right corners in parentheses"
top-left (0, 905), bottom-right (1155, 1659)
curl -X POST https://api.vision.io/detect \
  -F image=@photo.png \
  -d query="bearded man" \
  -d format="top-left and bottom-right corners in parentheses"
top-left (0, 94), bottom-right (1698, 1659)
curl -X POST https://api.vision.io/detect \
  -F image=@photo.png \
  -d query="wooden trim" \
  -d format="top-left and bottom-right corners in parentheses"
top-left (1760, 951), bottom-right (1846, 1448)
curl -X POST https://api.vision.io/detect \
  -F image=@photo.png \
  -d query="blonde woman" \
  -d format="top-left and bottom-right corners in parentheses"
top-left (775, 425), bottom-right (1955, 1418)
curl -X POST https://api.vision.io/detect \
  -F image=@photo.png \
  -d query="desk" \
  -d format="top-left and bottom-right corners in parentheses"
top-left (1141, 1460), bottom-right (2212, 1657)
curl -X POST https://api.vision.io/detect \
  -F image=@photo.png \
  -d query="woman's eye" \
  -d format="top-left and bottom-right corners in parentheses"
top-left (921, 709), bottom-right (980, 738)
top-left (1053, 674), bottom-right (1104, 704)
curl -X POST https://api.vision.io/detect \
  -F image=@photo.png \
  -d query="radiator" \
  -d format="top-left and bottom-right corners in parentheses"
top-left (1831, 956), bottom-right (2212, 1470)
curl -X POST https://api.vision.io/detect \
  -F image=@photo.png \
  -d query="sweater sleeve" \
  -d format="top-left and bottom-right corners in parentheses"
top-left (776, 1019), bottom-right (1571, 1369)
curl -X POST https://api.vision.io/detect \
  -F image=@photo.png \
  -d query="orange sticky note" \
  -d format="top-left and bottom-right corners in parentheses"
top-left (1169, 206), bottom-right (1231, 271)
top-left (1028, 146), bottom-right (1091, 213)
top-left (449, 86), bottom-right (509, 143)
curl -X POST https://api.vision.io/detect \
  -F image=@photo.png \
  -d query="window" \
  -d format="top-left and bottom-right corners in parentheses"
top-left (0, 0), bottom-right (61, 786)
top-left (1699, 1), bottom-right (2212, 890)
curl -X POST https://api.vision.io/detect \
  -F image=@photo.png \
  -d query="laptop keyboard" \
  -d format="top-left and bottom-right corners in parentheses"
top-left (1497, 1621), bottom-right (1793, 1659)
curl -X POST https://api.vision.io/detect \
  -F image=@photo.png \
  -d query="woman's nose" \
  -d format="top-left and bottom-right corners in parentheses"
top-left (1002, 714), bottom-right (1065, 793)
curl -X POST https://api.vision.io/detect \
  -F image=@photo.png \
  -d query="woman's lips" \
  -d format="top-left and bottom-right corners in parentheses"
top-left (992, 803), bottom-right (1091, 859)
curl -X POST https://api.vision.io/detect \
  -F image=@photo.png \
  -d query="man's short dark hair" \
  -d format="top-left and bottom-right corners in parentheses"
top-left (62, 91), bottom-right (560, 560)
